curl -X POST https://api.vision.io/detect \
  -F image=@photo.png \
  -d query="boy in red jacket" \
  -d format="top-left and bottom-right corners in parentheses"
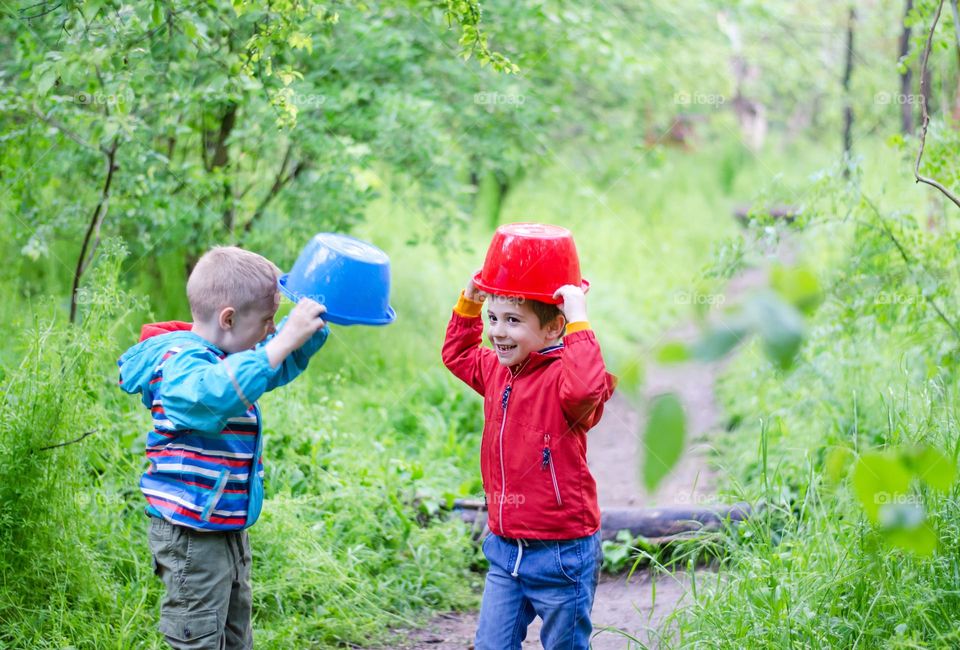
top-left (442, 276), bottom-right (616, 650)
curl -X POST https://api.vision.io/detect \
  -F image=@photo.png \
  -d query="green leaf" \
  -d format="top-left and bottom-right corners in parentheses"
top-left (824, 447), bottom-right (852, 483)
top-left (36, 68), bottom-right (57, 96)
top-left (287, 32), bottom-right (313, 53)
top-left (884, 522), bottom-right (937, 556)
top-left (655, 341), bottom-right (690, 364)
top-left (904, 446), bottom-right (956, 492)
top-left (641, 393), bottom-right (686, 492)
top-left (746, 292), bottom-right (804, 370)
top-left (852, 452), bottom-right (911, 522)
top-left (771, 264), bottom-right (822, 315)
top-left (691, 323), bottom-right (748, 362)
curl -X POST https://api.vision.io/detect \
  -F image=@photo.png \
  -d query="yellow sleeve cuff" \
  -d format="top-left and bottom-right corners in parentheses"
top-left (565, 321), bottom-right (591, 335)
top-left (454, 291), bottom-right (484, 317)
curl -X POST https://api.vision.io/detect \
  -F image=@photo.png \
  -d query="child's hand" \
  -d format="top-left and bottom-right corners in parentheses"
top-left (553, 285), bottom-right (588, 323)
top-left (465, 271), bottom-right (487, 303)
top-left (283, 298), bottom-right (327, 347)
top-left (266, 299), bottom-right (326, 368)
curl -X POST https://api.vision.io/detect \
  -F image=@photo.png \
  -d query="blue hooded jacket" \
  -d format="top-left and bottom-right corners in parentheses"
top-left (118, 318), bottom-right (328, 531)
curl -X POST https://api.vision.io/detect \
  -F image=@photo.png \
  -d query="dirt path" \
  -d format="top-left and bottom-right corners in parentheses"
top-left (381, 265), bottom-right (771, 649)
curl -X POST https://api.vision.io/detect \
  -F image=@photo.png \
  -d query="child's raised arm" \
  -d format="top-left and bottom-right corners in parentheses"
top-left (160, 347), bottom-right (280, 432)
top-left (261, 298), bottom-right (329, 390)
top-left (553, 284), bottom-right (616, 426)
top-left (264, 298), bottom-right (327, 369)
top-left (160, 299), bottom-right (328, 431)
top-left (442, 274), bottom-right (496, 395)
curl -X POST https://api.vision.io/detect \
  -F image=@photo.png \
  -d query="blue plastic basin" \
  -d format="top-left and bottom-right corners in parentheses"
top-left (278, 233), bottom-right (396, 326)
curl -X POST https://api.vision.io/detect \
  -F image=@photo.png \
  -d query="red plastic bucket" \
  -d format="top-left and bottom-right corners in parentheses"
top-left (472, 223), bottom-right (589, 304)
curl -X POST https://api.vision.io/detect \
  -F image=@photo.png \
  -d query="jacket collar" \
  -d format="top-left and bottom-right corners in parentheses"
top-left (508, 342), bottom-right (564, 376)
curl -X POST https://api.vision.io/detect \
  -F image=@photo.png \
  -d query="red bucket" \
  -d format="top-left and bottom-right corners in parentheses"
top-left (473, 223), bottom-right (589, 304)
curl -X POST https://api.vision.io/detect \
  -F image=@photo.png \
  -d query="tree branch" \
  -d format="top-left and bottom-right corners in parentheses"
top-left (861, 194), bottom-right (960, 341)
top-left (21, 0), bottom-right (63, 20)
top-left (36, 429), bottom-right (96, 451)
top-left (70, 139), bottom-right (119, 323)
top-left (241, 145), bottom-right (307, 236)
top-left (31, 104), bottom-right (102, 153)
top-left (951, 0), bottom-right (960, 51)
top-left (914, 0), bottom-right (960, 209)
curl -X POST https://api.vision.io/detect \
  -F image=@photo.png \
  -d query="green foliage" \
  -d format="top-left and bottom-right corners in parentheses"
top-left (0, 239), bottom-right (486, 646)
top-left (2, 0), bottom-right (960, 645)
top-left (672, 140), bottom-right (960, 644)
top-left (641, 393), bottom-right (686, 492)
top-left (850, 445), bottom-right (956, 555)
top-left (658, 265), bottom-right (820, 371)
top-left (0, 242), bottom-right (151, 648)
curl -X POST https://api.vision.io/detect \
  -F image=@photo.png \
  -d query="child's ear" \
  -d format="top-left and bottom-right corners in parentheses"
top-left (218, 307), bottom-right (236, 330)
top-left (545, 313), bottom-right (566, 340)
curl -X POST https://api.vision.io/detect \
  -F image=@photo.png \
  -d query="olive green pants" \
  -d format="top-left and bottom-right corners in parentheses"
top-left (148, 517), bottom-right (253, 649)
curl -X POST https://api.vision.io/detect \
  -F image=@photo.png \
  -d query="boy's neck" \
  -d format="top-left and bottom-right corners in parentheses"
top-left (191, 321), bottom-right (225, 350)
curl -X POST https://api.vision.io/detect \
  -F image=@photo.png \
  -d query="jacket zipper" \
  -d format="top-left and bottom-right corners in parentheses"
top-left (542, 434), bottom-right (562, 506)
top-left (498, 384), bottom-right (512, 535)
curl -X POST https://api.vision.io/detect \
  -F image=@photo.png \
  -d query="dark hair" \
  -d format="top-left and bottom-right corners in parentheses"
top-left (528, 299), bottom-right (564, 328)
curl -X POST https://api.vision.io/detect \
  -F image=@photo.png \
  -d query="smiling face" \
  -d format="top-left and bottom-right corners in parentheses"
top-left (486, 296), bottom-right (566, 367)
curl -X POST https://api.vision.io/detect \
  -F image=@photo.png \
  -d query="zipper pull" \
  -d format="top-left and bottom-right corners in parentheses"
top-left (501, 385), bottom-right (512, 410)
top-left (541, 446), bottom-right (551, 470)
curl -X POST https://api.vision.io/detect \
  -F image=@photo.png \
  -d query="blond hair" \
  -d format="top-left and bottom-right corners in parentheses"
top-left (187, 246), bottom-right (281, 321)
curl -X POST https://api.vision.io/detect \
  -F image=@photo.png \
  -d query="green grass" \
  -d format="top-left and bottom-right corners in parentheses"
top-left (3, 131), bottom-right (944, 647)
top-left (664, 138), bottom-right (960, 647)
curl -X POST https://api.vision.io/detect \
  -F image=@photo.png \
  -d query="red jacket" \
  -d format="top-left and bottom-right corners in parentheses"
top-left (442, 294), bottom-right (617, 539)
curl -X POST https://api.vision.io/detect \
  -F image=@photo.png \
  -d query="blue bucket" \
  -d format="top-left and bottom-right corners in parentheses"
top-left (278, 233), bottom-right (397, 326)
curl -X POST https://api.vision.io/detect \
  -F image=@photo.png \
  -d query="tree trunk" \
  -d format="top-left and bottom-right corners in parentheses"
top-left (70, 141), bottom-right (119, 322)
top-left (842, 6), bottom-right (856, 176)
top-left (899, 0), bottom-right (915, 134)
top-left (489, 171), bottom-right (510, 229)
top-left (952, 0), bottom-right (960, 125)
top-left (203, 103), bottom-right (238, 234)
top-left (717, 12), bottom-right (767, 150)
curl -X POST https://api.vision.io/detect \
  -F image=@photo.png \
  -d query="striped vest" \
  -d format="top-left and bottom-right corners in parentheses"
top-left (140, 346), bottom-right (265, 531)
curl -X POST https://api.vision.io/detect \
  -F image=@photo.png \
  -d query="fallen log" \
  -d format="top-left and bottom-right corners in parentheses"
top-left (450, 500), bottom-right (753, 542)
top-left (600, 503), bottom-right (752, 541)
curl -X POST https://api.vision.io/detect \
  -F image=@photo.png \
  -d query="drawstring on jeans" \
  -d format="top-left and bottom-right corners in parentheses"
top-left (510, 539), bottom-right (528, 578)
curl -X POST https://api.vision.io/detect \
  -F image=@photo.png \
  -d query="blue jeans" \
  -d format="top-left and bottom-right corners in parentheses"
top-left (475, 531), bottom-right (602, 650)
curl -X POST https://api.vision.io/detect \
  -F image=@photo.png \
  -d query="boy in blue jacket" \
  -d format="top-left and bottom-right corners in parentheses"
top-left (118, 246), bottom-right (328, 649)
